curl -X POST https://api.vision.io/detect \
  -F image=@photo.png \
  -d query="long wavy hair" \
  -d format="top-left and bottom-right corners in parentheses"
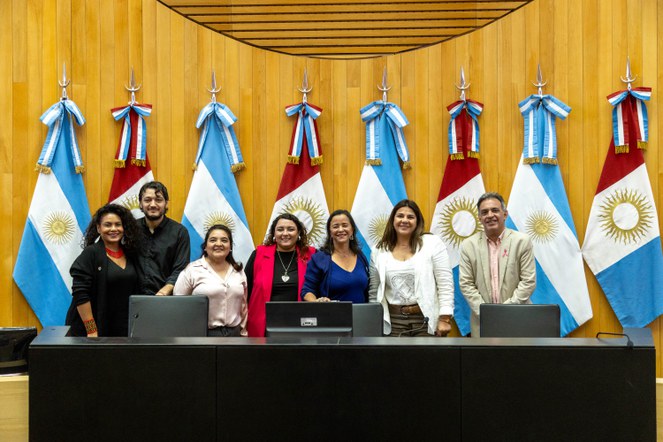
top-left (376, 199), bottom-right (425, 253)
top-left (264, 213), bottom-right (311, 260)
top-left (320, 209), bottom-right (362, 256)
top-left (83, 204), bottom-right (144, 256)
top-left (201, 224), bottom-right (243, 271)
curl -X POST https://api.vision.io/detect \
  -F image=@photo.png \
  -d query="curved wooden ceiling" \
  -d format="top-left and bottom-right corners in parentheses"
top-left (159, 0), bottom-right (533, 59)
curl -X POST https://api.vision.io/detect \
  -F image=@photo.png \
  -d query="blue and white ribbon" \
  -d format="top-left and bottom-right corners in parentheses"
top-left (111, 104), bottom-right (152, 166)
top-left (519, 94), bottom-right (571, 164)
top-left (360, 101), bottom-right (410, 168)
top-left (447, 99), bottom-right (483, 159)
top-left (285, 102), bottom-right (323, 165)
top-left (195, 102), bottom-right (244, 172)
top-left (38, 100), bottom-right (86, 173)
top-left (607, 87), bottom-right (651, 153)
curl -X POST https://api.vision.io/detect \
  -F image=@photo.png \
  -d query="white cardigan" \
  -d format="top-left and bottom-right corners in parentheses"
top-left (368, 234), bottom-right (454, 335)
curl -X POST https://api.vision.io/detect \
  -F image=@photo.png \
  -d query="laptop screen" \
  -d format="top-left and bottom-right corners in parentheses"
top-left (265, 301), bottom-right (353, 338)
top-left (128, 295), bottom-right (209, 338)
top-left (479, 304), bottom-right (560, 338)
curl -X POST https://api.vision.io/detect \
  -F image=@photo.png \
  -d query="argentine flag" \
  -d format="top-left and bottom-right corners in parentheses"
top-left (351, 101), bottom-right (409, 260)
top-left (507, 94), bottom-right (592, 336)
top-left (507, 160), bottom-right (592, 336)
top-left (582, 90), bottom-right (663, 327)
top-left (13, 99), bottom-right (91, 326)
top-left (182, 102), bottom-right (254, 265)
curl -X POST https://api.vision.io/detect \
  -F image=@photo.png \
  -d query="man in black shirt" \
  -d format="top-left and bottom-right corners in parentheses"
top-left (138, 181), bottom-right (190, 296)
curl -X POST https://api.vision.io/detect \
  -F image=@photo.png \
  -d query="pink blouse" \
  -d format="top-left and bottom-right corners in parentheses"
top-left (173, 257), bottom-right (248, 335)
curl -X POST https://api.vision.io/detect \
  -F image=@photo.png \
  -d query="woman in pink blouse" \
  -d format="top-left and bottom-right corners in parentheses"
top-left (174, 224), bottom-right (248, 336)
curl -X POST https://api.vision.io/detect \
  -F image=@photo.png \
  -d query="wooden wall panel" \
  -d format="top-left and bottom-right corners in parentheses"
top-left (2, 0), bottom-right (663, 373)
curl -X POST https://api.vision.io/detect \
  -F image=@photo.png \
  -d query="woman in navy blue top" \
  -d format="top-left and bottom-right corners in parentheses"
top-left (301, 210), bottom-right (369, 303)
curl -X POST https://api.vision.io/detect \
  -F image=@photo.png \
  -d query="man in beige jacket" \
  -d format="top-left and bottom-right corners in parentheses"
top-left (459, 192), bottom-right (536, 337)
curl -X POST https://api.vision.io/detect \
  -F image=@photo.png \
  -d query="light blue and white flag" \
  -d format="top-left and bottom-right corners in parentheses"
top-left (13, 99), bottom-right (91, 326)
top-left (351, 101), bottom-right (409, 260)
top-left (182, 102), bottom-right (254, 265)
top-left (507, 95), bottom-right (592, 336)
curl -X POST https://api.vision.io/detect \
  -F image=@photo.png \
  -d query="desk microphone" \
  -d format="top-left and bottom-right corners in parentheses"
top-left (398, 316), bottom-right (429, 337)
top-left (595, 331), bottom-right (633, 349)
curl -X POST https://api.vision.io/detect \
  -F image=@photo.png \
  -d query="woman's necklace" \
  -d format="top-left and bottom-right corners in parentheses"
top-left (276, 250), bottom-right (296, 282)
top-left (105, 247), bottom-right (124, 259)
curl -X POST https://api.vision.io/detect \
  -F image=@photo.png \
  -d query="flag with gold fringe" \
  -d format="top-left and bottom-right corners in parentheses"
top-left (582, 86), bottom-right (663, 327)
top-left (108, 103), bottom-right (154, 218)
top-left (265, 101), bottom-right (329, 248)
top-left (508, 93), bottom-right (592, 336)
top-left (13, 95), bottom-right (91, 326)
top-left (351, 99), bottom-right (409, 260)
top-left (431, 97), bottom-right (485, 336)
top-left (182, 100), bottom-right (253, 264)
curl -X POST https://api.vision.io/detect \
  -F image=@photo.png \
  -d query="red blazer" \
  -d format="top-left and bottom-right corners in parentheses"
top-left (246, 244), bottom-right (315, 337)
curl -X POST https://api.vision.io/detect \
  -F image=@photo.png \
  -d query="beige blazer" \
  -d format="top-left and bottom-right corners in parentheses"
top-left (459, 228), bottom-right (536, 337)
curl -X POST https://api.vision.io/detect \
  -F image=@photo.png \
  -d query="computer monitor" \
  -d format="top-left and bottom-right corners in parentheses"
top-left (265, 301), bottom-right (353, 338)
top-left (128, 295), bottom-right (209, 338)
top-left (352, 303), bottom-right (384, 337)
top-left (480, 303), bottom-right (561, 338)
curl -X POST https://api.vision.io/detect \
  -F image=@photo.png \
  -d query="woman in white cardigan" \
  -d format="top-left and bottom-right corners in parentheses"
top-left (369, 199), bottom-right (454, 337)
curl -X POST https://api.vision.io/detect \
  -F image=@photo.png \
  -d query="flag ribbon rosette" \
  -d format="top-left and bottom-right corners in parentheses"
top-left (360, 101), bottom-right (410, 169)
top-left (518, 94), bottom-right (570, 165)
top-left (607, 87), bottom-right (651, 153)
top-left (194, 102), bottom-right (244, 173)
top-left (111, 103), bottom-right (152, 168)
top-left (37, 100), bottom-right (86, 174)
top-left (285, 102), bottom-right (323, 166)
top-left (447, 99), bottom-right (483, 160)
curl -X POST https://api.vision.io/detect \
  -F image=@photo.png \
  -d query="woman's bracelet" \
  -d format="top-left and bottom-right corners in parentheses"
top-left (84, 318), bottom-right (98, 334)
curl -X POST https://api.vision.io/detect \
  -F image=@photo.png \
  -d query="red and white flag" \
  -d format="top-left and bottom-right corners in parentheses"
top-left (265, 102), bottom-right (329, 247)
top-left (430, 99), bottom-right (485, 336)
top-left (108, 104), bottom-right (154, 218)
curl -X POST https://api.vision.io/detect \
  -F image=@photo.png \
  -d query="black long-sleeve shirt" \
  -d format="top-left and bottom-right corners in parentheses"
top-left (140, 216), bottom-right (190, 295)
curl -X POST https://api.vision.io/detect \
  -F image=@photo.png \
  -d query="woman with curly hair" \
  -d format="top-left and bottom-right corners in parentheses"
top-left (245, 213), bottom-right (315, 337)
top-left (65, 204), bottom-right (145, 337)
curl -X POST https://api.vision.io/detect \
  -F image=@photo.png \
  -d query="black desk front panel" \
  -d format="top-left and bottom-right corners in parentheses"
top-left (30, 338), bottom-right (217, 442)
top-left (217, 341), bottom-right (461, 440)
top-left (29, 328), bottom-right (655, 442)
top-left (461, 344), bottom-right (656, 441)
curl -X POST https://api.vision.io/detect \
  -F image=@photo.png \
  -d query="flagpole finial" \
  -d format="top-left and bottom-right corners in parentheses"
top-left (125, 67), bottom-right (142, 105)
top-left (207, 70), bottom-right (222, 103)
top-left (620, 56), bottom-right (637, 91)
top-left (297, 68), bottom-right (312, 103)
top-left (455, 66), bottom-right (471, 101)
top-left (378, 66), bottom-right (391, 102)
top-left (59, 63), bottom-right (70, 100)
top-left (531, 63), bottom-right (547, 96)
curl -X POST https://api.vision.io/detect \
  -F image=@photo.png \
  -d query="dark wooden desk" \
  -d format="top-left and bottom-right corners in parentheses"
top-left (29, 327), bottom-right (655, 441)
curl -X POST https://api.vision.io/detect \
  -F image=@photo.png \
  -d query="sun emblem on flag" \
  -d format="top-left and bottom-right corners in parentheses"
top-left (42, 211), bottom-right (77, 245)
top-left (120, 194), bottom-right (141, 212)
top-left (368, 214), bottom-right (390, 244)
top-left (525, 210), bottom-right (558, 243)
top-left (204, 212), bottom-right (236, 233)
top-left (280, 196), bottom-right (326, 245)
top-left (435, 197), bottom-right (481, 247)
top-left (598, 188), bottom-right (653, 244)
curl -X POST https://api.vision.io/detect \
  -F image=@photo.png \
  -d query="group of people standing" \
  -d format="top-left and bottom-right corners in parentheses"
top-left (66, 182), bottom-right (536, 339)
